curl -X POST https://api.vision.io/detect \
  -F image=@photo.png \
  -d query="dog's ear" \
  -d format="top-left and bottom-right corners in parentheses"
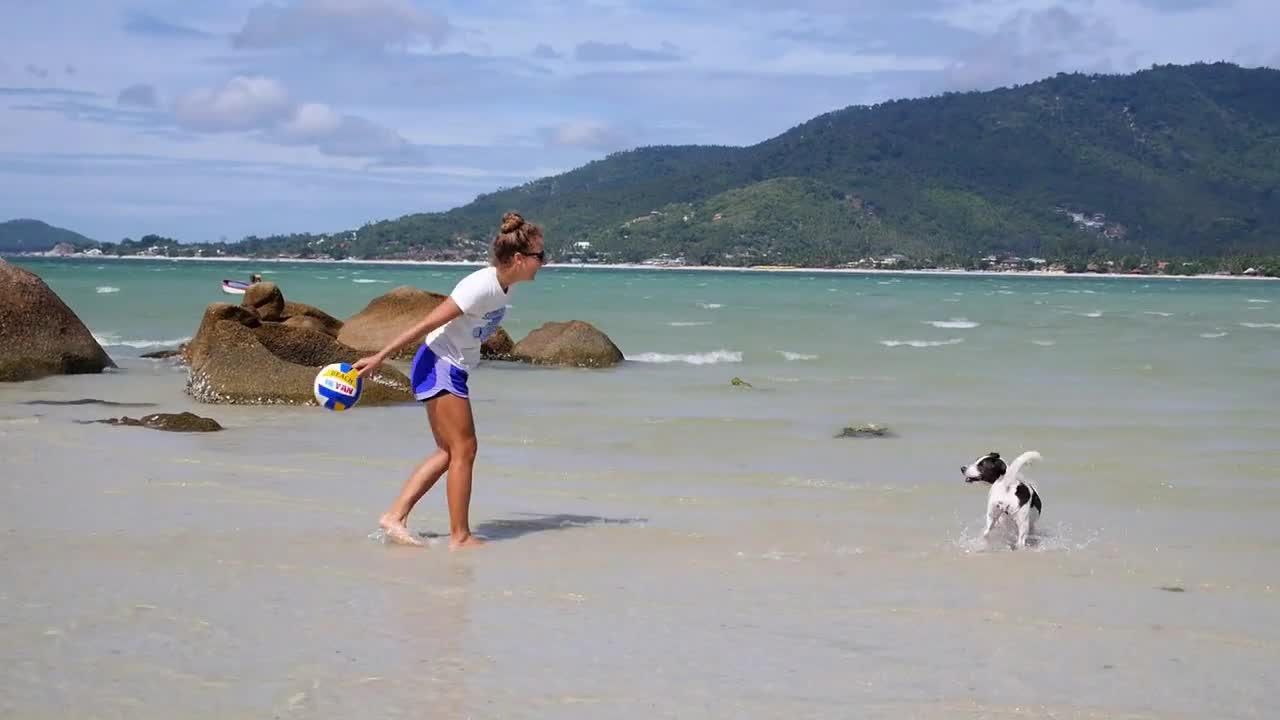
top-left (989, 452), bottom-right (1000, 459)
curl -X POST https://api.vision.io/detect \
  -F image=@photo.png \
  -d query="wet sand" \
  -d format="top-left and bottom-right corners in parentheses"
top-left (2, 360), bottom-right (1277, 719)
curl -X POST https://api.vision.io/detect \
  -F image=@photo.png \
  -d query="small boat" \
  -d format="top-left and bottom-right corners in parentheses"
top-left (221, 273), bottom-right (262, 295)
top-left (221, 279), bottom-right (251, 295)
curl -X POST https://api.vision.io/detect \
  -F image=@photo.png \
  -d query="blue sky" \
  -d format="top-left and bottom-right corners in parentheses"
top-left (1, 0), bottom-right (1276, 242)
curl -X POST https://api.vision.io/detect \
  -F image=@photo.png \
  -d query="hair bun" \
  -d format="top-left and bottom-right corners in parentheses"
top-left (500, 212), bottom-right (525, 234)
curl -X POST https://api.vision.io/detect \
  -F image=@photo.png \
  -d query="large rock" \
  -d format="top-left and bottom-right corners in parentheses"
top-left (281, 301), bottom-right (343, 337)
top-left (481, 326), bottom-right (515, 360)
top-left (339, 285), bottom-right (512, 360)
top-left (0, 258), bottom-right (116, 382)
top-left (508, 320), bottom-right (624, 368)
top-left (183, 303), bottom-right (260, 367)
top-left (241, 281), bottom-right (285, 321)
top-left (338, 286), bottom-right (448, 359)
top-left (184, 302), bottom-right (412, 406)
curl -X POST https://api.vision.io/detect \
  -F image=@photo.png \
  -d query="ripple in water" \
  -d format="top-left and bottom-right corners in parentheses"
top-left (879, 338), bottom-right (964, 348)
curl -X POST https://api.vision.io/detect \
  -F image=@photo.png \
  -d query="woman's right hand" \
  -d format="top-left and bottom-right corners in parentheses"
top-left (353, 354), bottom-right (385, 378)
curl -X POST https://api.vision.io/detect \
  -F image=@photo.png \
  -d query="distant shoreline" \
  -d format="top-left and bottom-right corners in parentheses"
top-left (6, 251), bottom-right (1276, 281)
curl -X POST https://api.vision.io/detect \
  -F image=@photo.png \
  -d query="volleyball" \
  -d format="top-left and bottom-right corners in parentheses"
top-left (314, 363), bottom-right (363, 411)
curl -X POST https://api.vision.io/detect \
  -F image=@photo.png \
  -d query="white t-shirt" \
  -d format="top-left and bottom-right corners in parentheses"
top-left (425, 266), bottom-right (511, 371)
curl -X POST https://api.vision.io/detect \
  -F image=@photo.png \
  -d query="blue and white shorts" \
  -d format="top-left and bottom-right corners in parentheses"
top-left (410, 344), bottom-right (470, 401)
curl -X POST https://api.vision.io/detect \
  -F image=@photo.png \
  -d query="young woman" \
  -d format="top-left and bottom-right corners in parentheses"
top-left (354, 212), bottom-right (546, 549)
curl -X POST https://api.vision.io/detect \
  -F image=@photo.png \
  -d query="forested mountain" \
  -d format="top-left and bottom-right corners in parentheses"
top-left (0, 219), bottom-right (95, 253)
top-left (34, 63), bottom-right (1280, 271)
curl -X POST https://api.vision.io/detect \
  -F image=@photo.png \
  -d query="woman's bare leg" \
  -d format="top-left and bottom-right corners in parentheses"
top-left (427, 393), bottom-right (484, 549)
top-left (379, 403), bottom-right (451, 546)
top-left (379, 449), bottom-right (449, 546)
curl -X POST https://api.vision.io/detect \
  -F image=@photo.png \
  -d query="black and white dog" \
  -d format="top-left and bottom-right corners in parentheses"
top-left (962, 451), bottom-right (1043, 548)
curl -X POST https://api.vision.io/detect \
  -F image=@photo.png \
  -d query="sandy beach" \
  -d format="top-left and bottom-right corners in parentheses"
top-left (5, 361), bottom-right (1278, 719)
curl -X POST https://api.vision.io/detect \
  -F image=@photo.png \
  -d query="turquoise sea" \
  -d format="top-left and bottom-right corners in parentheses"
top-left (2, 256), bottom-right (1279, 719)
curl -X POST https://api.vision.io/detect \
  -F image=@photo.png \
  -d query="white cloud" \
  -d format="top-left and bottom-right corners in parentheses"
top-left (170, 76), bottom-right (425, 165)
top-left (932, 5), bottom-right (1120, 92)
top-left (278, 106), bottom-right (422, 162)
top-left (233, 0), bottom-right (453, 52)
top-left (542, 121), bottom-right (630, 150)
top-left (173, 76), bottom-right (294, 132)
top-left (280, 102), bottom-right (344, 139)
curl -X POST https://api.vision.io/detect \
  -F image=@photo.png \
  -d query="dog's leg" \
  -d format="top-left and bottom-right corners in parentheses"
top-left (1014, 513), bottom-right (1031, 549)
top-left (982, 505), bottom-right (999, 539)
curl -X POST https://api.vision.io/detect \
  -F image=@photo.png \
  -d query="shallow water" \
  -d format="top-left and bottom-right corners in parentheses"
top-left (2, 259), bottom-right (1278, 718)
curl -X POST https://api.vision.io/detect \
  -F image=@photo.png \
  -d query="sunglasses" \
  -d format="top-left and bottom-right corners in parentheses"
top-left (521, 250), bottom-right (546, 262)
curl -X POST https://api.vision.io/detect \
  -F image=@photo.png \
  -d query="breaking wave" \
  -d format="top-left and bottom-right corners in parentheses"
top-left (926, 318), bottom-right (979, 329)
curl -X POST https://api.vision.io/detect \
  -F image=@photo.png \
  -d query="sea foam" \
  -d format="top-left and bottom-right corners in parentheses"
top-left (926, 318), bottom-right (979, 329)
top-left (93, 333), bottom-right (192, 349)
top-left (629, 350), bottom-right (743, 364)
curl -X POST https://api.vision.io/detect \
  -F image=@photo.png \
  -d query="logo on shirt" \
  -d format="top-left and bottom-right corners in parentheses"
top-left (473, 307), bottom-right (506, 340)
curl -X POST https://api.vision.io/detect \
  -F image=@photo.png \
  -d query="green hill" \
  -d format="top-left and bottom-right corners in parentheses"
top-left (102, 62), bottom-right (1280, 268)
top-left (339, 62), bottom-right (1280, 265)
top-left (604, 177), bottom-right (919, 265)
top-left (0, 219), bottom-right (95, 253)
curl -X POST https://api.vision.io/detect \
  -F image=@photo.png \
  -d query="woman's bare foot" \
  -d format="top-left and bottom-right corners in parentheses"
top-left (379, 513), bottom-right (424, 547)
top-left (449, 532), bottom-right (485, 550)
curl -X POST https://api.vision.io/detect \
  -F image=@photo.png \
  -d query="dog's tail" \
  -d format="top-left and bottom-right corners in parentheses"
top-left (1007, 450), bottom-right (1042, 482)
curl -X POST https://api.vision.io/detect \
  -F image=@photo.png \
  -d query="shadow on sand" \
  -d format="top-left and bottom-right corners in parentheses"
top-left (417, 513), bottom-right (647, 543)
